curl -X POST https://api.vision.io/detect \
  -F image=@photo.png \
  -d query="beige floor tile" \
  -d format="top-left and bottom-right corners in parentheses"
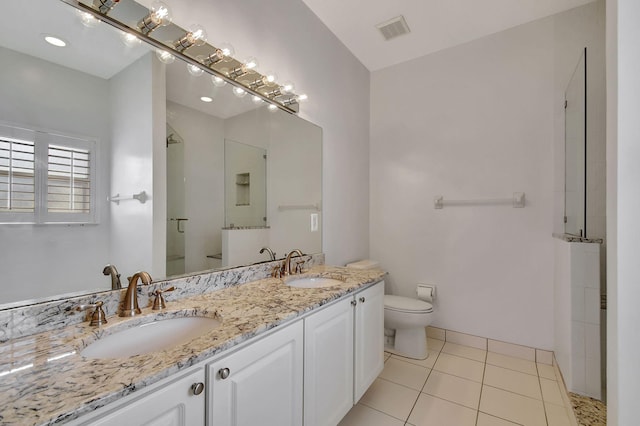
top-left (480, 385), bottom-right (546, 426)
top-left (378, 357), bottom-right (431, 391)
top-left (359, 378), bottom-right (420, 421)
top-left (483, 364), bottom-right (542, 399)
top-left (338, 404), bottom-right (405, 426)
top-left (442, 341), bottom-right (487, 362)
top-left (422, 370), bottom-right (482, 409)
top-left (433, 352), bottom-right (485, 383)
top-left (391, 350), bottom-right (439, 369)
top-left (384, 352), bottom-right (392, 362)
top-left (407, 394), bottom-right (477, 426)
top-left (540, 378), bottom-right (565, 406)
top-left (545, 402), bottom-right (572, 426)
top-left (486, 351), bottom-right (538, 376)
top-left (476, 412), bottom-right (521, 426)
top-left (537, 363), bottom-right (557, 380)
top-left (428, 337), bottom-right (445, 352)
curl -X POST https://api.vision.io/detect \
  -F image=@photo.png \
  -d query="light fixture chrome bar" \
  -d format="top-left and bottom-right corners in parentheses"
top-left (60, 0), bottom-right (299, 114)
top-left (93, 0), bottom-right (119, 14)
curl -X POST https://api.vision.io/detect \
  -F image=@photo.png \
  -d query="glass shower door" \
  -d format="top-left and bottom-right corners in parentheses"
top-left (564, 49), bottom-right (586, 237)
top-left (166, 123), bottom-right (186, 276)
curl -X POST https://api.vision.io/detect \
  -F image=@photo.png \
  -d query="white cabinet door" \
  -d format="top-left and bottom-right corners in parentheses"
top-left (303, 297), bottom-right (354, 426)
top-left (354, 281), bottom-right (385, 402)
top-left (207, 321), bottom-right (303, 426)
top-left (87, 368), bottom-right (206, 426)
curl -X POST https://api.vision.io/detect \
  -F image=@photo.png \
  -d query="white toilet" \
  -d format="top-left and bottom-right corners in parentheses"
top-left (346, 260), bottom-right (435, 360)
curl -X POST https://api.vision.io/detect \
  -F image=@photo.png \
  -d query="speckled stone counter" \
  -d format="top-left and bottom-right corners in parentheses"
top-left (0, 265), bottom-right (385, 426)
top-left (570, 393), bottom-right (607, 425)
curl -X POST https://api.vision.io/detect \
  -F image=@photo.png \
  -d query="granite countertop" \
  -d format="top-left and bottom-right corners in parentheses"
top-left (0, 265), bottom-right (385, 426)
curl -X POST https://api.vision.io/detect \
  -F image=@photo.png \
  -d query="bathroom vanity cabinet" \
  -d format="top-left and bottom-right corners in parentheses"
top-left (304, 281), bottom-right (384, 426)
top-left (207, 321), bottom-right (304, 426)
top-left (69, 281), bottom-right (383, 426)
top-left (81, 368), bottom-right (206, 426)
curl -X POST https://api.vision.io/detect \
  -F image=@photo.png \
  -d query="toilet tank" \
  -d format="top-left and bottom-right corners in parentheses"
top-left (345, 259), bottom-right (380, 270)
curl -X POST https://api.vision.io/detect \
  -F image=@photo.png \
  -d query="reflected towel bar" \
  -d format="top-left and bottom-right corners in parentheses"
top-left (434, 192), bottom-right (525, 209)
top-left (109, 191), bottom-right (148, 205)
top-left (278, 203), bottom-right (320, 212)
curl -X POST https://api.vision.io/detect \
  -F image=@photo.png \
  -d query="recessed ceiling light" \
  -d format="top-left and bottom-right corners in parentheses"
top-left (200, 96), bottom-right (213, 103)
top-left (44, 35), bottom-right (67, 47)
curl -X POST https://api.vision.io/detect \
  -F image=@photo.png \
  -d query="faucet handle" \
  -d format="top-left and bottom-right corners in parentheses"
top-left (272, 265), bottom-right (283, 278)
top-left (152, 287), bottom-right (175, 310)
top-left (76, 301), bottom-right (107, 326)
top-left (294, 260), bottom-right (305, 274)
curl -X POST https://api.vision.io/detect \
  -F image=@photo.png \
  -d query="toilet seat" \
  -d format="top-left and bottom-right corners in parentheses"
top-left (384, 295), bottom-right (433, 314)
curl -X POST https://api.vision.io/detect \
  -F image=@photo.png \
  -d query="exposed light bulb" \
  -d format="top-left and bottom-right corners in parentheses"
top-left (218, 43), bottom-right (235, 60)
top-left (227, 57), bottom-right (259, 79)
top-left (187, 63), bottom-right (204, 77)
top-left (244, 57), bottom-right (259, 71)
top-left (280, 81), bottom-right (294, 94)
top-left (263, 72), bottom-right (277, 84)
top-left (211, 75), bottom-right (227, 87)
top-left (249, 71), bottom-right (278, 90)
top-left (268, 104), bottom-right (278, 112)
top-left (200, 96), bottom-right (213, 103)
top-left (138, 1), bottom-right (172, 34)
top-left (252, 95), bottom-right (263, 104)
top-left (174, 24), bottom-right (208, 51)
top-left (233, 87), bottom-right (247, 98)
top-left (120, 31), bottom-right (141, 47)
top-left (77, 10), bottom-right (99, 28)
top-left (44, 35), bottom-right (67, 48)
top-left (156, 49), bottom-right (175, 64)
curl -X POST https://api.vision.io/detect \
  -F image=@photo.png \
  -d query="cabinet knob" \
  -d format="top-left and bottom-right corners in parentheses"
top-left (191, 382), bottom-right (205, 395)
top-left (359, 297), bottom-right (366, 303)
top-left (351, 300), bottom-right (357, 307)
top-left (219, 367), bottom-right (231, 379)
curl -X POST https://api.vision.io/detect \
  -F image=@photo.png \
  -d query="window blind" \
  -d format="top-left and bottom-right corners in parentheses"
top-left (47, 144), bottom-right (91, 213)
top-left (0, 138), bottom-right (35, 213)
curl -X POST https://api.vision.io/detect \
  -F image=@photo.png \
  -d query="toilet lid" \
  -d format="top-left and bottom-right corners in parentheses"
top-left (384, 295), bottom-right (433, 313)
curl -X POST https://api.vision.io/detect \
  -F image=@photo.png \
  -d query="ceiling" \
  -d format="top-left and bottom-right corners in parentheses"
top-left (302, 0), bottom-right (597, 71)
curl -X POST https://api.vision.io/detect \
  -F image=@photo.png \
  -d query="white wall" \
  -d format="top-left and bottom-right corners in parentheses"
top-left (370, 4), bottom-right (603, 349)
top-left (138, 0), bottom-right (371, 267)
top-left (109, 53), bottom-right (166, 280)
top-left (0, 46), bottom-right (111, 302)
top-left (607, 0), bottom-right (640, 422)
top-left (166, 101), bottom-right (224, 274)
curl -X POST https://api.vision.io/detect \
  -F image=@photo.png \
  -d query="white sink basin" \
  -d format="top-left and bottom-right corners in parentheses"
top-left (285, 277), bottom-right (344, 288)
top-left (81, 316), bottom-right (221, 359)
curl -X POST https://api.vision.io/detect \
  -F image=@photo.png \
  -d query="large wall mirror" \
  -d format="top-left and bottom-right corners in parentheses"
top-left (0, 0), bottom-right (322, 307)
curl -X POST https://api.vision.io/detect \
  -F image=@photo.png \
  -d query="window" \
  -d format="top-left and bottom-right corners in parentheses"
top-left (0, 124), bottom-right (97, 224)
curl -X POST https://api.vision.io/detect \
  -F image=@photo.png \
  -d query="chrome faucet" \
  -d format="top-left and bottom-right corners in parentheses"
top-left (259, 247), bottom-right (276, 261)
top-left (283, 249), bottom-right (304, 276)
top-left (120, 271), bottom-right (152, 317)
top-left (102, 264), bottom-right (122, 290)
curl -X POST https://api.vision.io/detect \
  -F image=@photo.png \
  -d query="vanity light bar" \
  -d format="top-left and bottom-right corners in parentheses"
top-left (67, 0), bottom-right (304, 113)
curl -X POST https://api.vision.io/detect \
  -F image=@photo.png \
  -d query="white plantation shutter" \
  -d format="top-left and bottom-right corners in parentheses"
top-left (0, 138), bottom-right (35, 214)
top-left (47, 145), bottom-right (91, 214)
top-left (0, 124), bottom-right (97, 224)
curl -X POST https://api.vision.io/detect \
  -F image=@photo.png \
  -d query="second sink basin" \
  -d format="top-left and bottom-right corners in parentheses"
top-left (81, 316), bottom-right (221, 359)
top-left (285, 276), bottom-right (344, 288)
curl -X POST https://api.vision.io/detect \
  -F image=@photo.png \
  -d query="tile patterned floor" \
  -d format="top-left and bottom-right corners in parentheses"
top-left (339, 338), bottom-right (576, 426)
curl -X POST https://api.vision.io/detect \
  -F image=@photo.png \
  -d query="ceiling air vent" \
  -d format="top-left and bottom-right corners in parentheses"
top-left (376, 15), bottom-right (411, 41)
